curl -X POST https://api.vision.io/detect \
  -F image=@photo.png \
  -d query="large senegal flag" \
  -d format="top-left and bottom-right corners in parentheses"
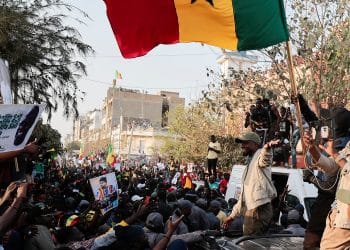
top-left (104, 0), bottom-right (289, 58)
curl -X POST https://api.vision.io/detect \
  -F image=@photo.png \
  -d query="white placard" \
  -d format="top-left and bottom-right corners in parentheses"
top-left (0, 104), bottom-right (45, 152)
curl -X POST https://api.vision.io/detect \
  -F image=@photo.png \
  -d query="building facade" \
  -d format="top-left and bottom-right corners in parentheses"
top-left (216, 51), bottom-right (258, 135)
top-left (216, 51), bottom-right (258, 79)
top-left (75, 86), bottom-right (185, 157)
top-left (101, 88), bottom-right (184, 133)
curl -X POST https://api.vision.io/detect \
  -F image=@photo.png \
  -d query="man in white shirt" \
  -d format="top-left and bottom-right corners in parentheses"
top-left (207, 135), bottom-right (221, 178)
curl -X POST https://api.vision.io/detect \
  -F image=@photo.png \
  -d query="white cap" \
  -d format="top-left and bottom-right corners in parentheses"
top-left (131, 195), bottom-right (144, 202)
top-left (137, 183), bottom-right (146, 189)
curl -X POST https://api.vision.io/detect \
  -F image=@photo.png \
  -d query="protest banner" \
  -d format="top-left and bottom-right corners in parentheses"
top-left (0, 104), bottom-right (45, 152)
top-left (89, 172), bottom-right (118, 215)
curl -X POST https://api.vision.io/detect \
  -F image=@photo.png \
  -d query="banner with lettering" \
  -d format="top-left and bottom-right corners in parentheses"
top-left (0, 104), bottom-right (45, 152)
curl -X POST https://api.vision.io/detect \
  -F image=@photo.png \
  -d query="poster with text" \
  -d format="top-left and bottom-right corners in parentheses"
top-left (89, 172), bottom-right (118, 215)
top-left (0, 104), bottom-right (45, 152)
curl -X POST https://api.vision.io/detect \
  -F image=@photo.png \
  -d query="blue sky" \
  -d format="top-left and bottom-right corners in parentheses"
top-left (50, 0), bottom-right (221, 139)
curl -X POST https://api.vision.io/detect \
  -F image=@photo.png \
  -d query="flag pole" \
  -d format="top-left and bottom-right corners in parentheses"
top-left (285, 40), bottom-right (306, 154)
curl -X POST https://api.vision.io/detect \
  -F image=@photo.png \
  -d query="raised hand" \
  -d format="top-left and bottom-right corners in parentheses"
top-left (167, 215), bottom-right (184, 234)
top-left (222, 216), bottom-right (233, 230)
top-left (319, 140), bottom-right (338, 158)
top-left (16, 183), bottom-right (29, 199)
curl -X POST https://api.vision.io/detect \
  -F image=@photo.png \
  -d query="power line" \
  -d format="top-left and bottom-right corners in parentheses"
top-left (207, 45), bottom-right (221, 56)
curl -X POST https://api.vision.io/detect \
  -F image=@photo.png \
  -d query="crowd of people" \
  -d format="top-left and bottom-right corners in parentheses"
top-left (244, 97), bottom-right (293, 167)
top-left (0, 94), bottom-right (350, 250)
top-left (0, 138), bottom-right (310, 249)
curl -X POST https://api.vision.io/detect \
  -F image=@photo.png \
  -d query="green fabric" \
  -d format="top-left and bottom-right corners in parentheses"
top-left (233, 0), bottom-right (289, 50)
top-left (107, 144), bottom-right (113, 154)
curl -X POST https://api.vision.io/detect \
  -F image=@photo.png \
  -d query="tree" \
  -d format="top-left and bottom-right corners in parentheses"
top-left (0, 0), bottom-right (93, 119)
top-left (31, 119), bottom-right (62, 152)
top-left (65, 141), bottom-right (80, 152)
top-left (203, 67), bottom-right (289, 114)
top-left (287, 0), bottom-right (350, 109)
top-left (160, 105), bottom-right (244, 168)
top-left (160, 105), bottom-right (221, 162)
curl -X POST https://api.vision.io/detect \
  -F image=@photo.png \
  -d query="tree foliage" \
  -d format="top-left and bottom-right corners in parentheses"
top-left (0, 0), bottom-right (93, 119)
top-left (31, 119), bottom-right (62, 152)
top-left (287, 0), bottom-right (350, 108)
top-left (160, 105), bottom-right (244, 168)
top-left (203, 0), bottom-right (350, 118)
top-left (65, 141), bottom-right (80, 152)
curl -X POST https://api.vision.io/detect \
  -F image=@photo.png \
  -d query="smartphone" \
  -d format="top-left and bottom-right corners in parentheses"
top-left (311, 127), bottom-right (317, 140)
top-left (321, 126), bottom-right (329, 139)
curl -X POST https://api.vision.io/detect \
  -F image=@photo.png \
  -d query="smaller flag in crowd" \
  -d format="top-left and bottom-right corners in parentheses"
top-left (106, 144), bottom-right (116, 166)
top-left (115, 70), bottom-right (122, 80)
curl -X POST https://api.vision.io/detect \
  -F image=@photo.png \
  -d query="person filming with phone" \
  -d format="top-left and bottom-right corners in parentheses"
top-left (303, 129), bottom-right (350, 249)
top-left (292, 94), bottom-right (350, 249)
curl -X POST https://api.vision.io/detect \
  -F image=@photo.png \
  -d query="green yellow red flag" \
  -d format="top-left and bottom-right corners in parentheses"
top-left (104, 0), bottom-right (289, 58)
top-left (115, 70), bottom-right (122, 80)
top-left (106, 144), bottom-right (115, 166)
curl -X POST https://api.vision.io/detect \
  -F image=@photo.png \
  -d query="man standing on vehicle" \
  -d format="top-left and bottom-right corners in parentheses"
top-left (223, 132), bottom-right (278, 235)
top-left (207, 135), bottom-right (221, 178)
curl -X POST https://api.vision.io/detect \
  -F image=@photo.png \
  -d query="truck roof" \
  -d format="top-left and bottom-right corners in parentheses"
top-left (226, 165), bottom-right (318, 221)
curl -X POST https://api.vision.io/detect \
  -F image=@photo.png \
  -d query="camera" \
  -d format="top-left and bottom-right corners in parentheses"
top-left (308, 118), bottom-right (334, 144)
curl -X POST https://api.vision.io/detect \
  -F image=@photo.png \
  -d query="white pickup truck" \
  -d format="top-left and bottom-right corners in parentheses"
top-left (225, 165), bottom-right (318, 221)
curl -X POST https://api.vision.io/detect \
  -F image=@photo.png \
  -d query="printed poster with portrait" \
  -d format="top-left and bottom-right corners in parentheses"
top-left (89, 172), bottom-right (119, 215)
top-left (0, 104), bottom-right (45, 152)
